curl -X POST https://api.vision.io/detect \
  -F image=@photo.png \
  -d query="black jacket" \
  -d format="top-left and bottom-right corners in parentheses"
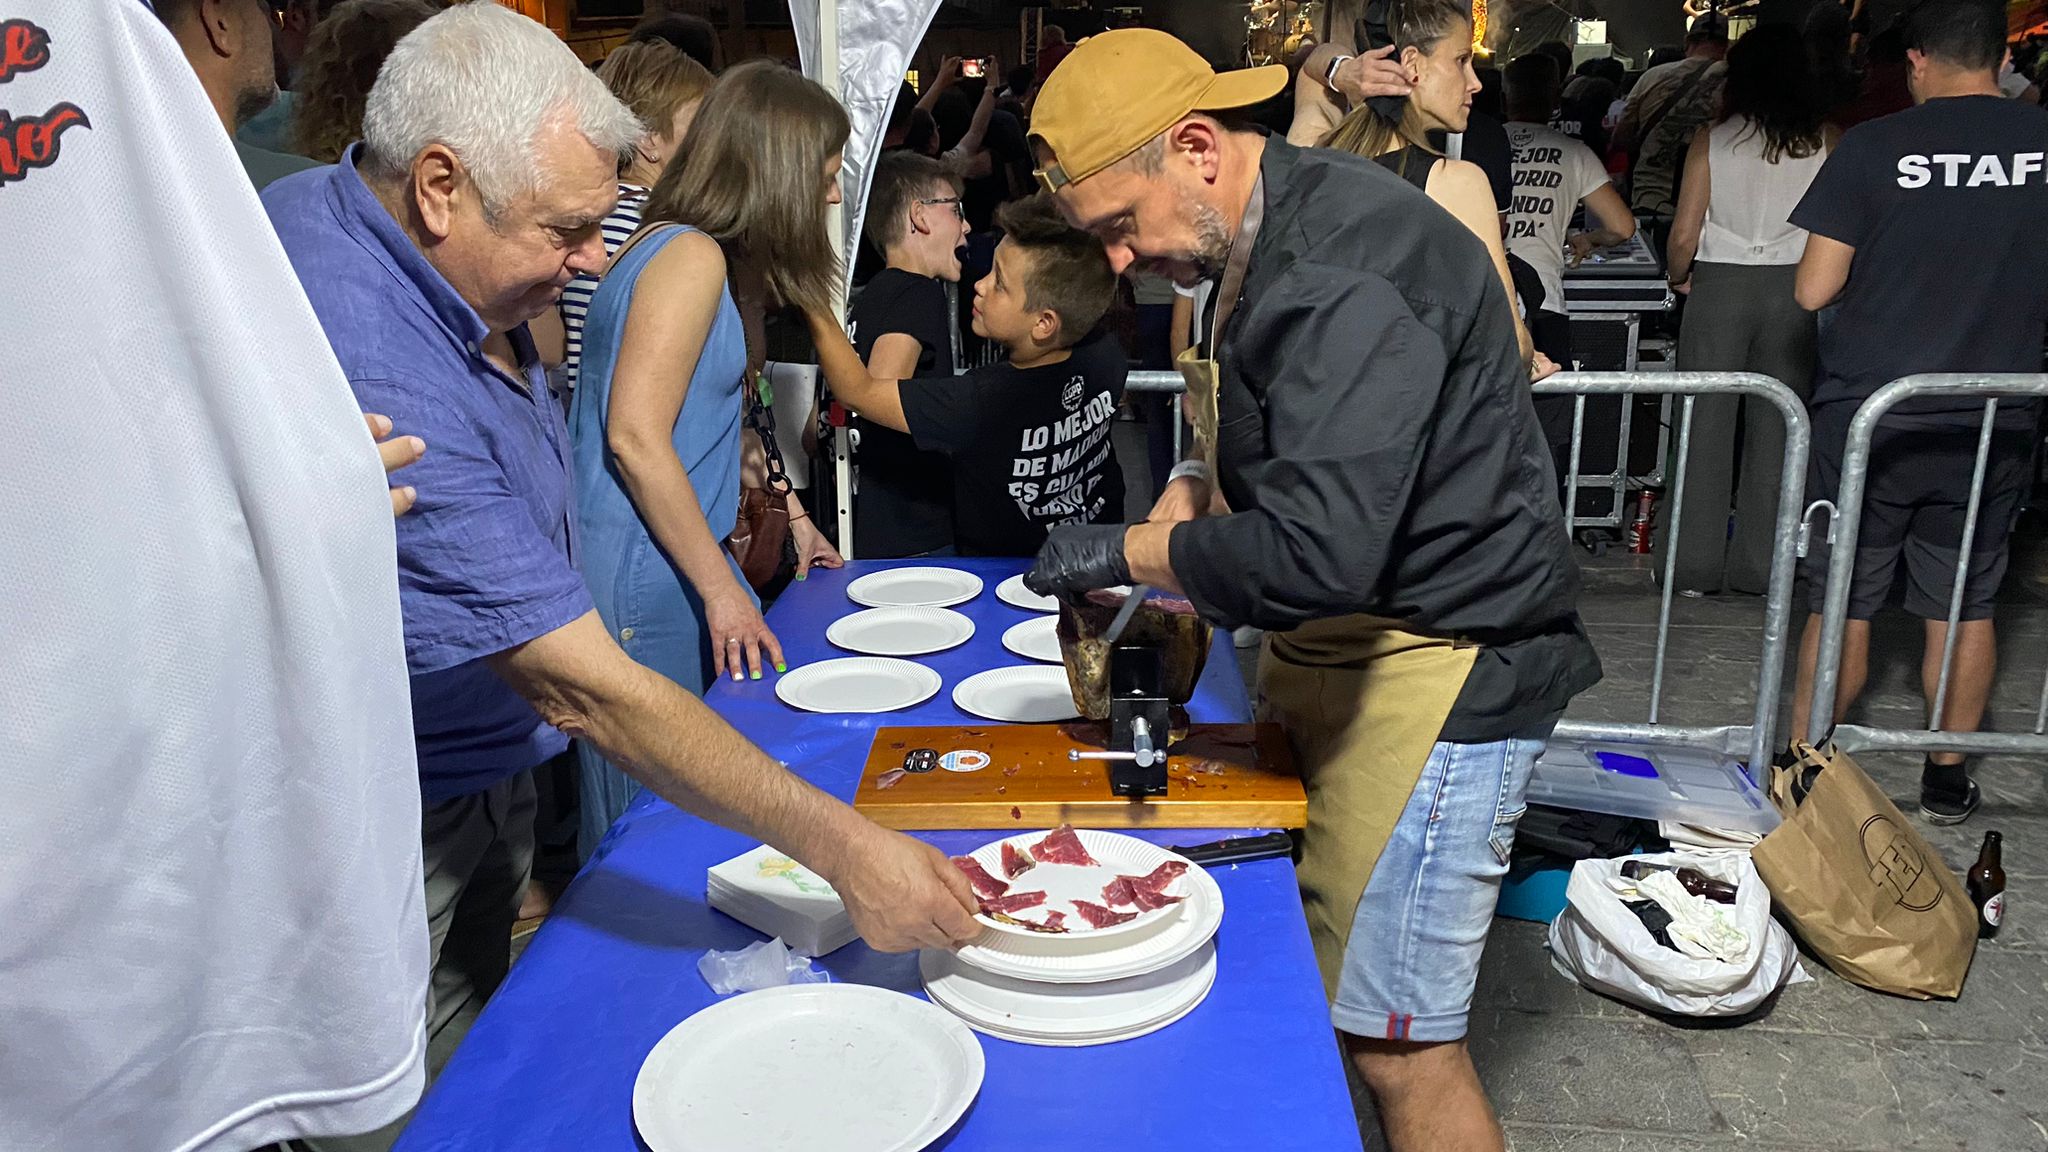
top-left (1169, 136), bottom-right (1600, 739)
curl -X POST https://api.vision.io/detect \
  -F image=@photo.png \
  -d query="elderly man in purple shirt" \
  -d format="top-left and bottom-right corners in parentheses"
top-left (263, 3), bottom-right (979, 1125)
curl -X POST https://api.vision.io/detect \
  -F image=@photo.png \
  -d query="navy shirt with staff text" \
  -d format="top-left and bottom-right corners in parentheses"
top-left (1792, 94), bottom-right (2048, 424)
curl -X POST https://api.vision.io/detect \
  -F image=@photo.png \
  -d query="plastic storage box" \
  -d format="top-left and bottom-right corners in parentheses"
top-left (1526, 739), bottom-right (1779, 835)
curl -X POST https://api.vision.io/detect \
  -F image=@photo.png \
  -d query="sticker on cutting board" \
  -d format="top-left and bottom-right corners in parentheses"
top-left (902, 748), bottom-right (939, 774)
top-left (941, 750), bottom-right (991, 773)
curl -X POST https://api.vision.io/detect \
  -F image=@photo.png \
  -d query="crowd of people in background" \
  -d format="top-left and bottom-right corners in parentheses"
top-left (40, 0), bottom-right (2044, 1148)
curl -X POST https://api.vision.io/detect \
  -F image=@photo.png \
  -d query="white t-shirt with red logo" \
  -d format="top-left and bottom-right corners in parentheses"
top-left (1, 3), bottom-right (427, 1150)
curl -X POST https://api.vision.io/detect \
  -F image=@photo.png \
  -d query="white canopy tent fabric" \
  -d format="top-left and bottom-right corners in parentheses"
top-left (790, 0), bottom-right (950, 553)
top-left (789, 0), bottom-right (948, 304)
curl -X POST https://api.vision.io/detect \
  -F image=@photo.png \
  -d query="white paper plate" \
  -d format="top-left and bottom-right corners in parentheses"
top-left (951, 666), bottom-right (1078, 723)
top-left (827, 607), bottom-right (975, 657)
top-left (846, 567), bottom-right (984, 609)
top-left (776, 658), bottom-right (941, 714)
top-left (943, 980), bottom-right (1213, 1048)
top-left (966, 829), bottom-right (1192, 940)
top-left (995, 573), bottom-right (1059, 612)
top-left (921, 941), bottom-right (1216, 1046)
top-left (999, 615), bottom-right (1062, 663)
top-left (953, 859), bottom-right (1223, 984)
top-left (633, 984), bottom-right (982, 1152)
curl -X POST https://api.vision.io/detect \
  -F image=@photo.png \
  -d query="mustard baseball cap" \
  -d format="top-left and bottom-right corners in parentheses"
top-left (1031, 29), bottom-right (1288, 192)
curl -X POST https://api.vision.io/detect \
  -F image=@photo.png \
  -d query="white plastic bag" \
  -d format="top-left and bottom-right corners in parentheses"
top-left (698, 937), bottom-right (833, 995)
top-left (1547, 851), bottom-right (1808, 1016)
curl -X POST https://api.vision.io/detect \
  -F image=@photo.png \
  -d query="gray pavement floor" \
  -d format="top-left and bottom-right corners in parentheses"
top-left (1300, 543), bottom-right (2048, 1151)
top-left (1130, 418), bottom-right (2048, 1149)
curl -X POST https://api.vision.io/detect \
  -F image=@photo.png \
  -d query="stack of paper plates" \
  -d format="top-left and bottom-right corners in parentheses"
top-left (922, 829), bottom-right (1224, 1046)
top-left (921, 942), bottom-right (1217, 1047)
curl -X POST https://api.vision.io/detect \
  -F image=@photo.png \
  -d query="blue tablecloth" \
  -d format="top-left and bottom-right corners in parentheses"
top-left (396, 558), bottom-right (1362, 1152)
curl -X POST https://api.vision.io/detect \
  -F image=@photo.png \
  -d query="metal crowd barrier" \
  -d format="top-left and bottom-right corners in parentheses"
top-left (1536, 372), bottom-right (1812, 773)
top-left (1127, 369), bottom-right (1187, 463)
top-left (1125, 370), bottom-right (1186, 392)
top-left (1805, 373), bottom-right (2048, 756)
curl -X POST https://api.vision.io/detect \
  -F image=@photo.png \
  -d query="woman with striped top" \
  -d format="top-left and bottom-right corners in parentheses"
top-left (537, 40), bottom-right (713, 395)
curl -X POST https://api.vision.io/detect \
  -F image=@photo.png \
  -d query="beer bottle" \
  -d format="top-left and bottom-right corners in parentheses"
top-left (1620, 860), bottom-right (1739, 904)
top-left (1967, 831), bottom-right (2005, 940)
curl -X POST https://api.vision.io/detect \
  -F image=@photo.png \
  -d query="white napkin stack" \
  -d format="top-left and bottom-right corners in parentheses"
top-left (707, 845), bottom-right (857, 958)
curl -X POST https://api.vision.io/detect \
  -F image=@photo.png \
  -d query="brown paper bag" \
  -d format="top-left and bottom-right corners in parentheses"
top-left (1751, 741), bottom-right (1977, 999)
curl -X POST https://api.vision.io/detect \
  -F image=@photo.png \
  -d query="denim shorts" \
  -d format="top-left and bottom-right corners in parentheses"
top-left (1331, 733), bottom-right (1546, 1043)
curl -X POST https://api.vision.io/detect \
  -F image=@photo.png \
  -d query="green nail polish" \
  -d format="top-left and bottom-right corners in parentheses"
top-left (796, 572), bottom-right (807, 581)
top-left (750, 669), bottom-right (761, 680)
top-left (775, 662), bottom-right (787, 673)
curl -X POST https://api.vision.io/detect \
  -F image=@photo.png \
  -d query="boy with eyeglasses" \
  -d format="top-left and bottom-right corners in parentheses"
top-left (841, 151), bottom-right (974, 557)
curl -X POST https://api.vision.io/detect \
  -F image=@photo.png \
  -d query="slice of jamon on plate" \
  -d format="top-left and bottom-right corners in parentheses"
top-left (1100, 876), bottom-right (1138, 908)
top-left (1000, 841), bottom-right (1037, 880)
top-left (1131, 860), bottom-right (1189, 895)
top-left (1128, 885), bottom-right (1185, 913)
top-left (1030, 824), bottom-right (1098, 867)
top-left (1039, 909), bottom-right (1067, 932)
top-left (1070, 899), bottom-right (1139, 929)
top-left (978, 890), bottom-right (1048, 916)
top-left (951, 856), bottom-right (1009, 900)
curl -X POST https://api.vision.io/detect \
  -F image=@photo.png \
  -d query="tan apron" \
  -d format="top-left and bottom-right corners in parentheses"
top-left (1178, 174), bottom-right (1478, 999)
top-left (1172, 173), bottom-right (1258, 476)
top-left (1174, 343), bottom-right (1220, 477)
top-left (1258, 617), bottom-right (1476, 999)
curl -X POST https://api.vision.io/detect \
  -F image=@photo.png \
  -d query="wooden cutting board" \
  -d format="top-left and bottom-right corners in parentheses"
top-left (853, 721), bottom-right (1305, 830)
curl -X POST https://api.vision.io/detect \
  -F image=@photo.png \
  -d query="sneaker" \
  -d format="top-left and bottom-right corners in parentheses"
top-left (1918, 759), bottom-right (1981, 825)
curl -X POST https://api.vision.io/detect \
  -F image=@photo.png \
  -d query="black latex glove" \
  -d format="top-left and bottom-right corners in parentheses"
top-left (1023, 524), bottom-right (1132, 599)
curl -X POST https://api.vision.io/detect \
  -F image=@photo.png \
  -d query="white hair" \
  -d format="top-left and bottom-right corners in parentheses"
top-left (361, 1), bottom-right (642, 216)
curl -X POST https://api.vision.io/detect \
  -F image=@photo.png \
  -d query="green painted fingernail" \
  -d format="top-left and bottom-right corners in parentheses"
top-left (775, 662), bottom-right (787, 673)
top-left (750, 669), bottom-right (761, 680)
top-left (796, 572), bottom-right (807, 581)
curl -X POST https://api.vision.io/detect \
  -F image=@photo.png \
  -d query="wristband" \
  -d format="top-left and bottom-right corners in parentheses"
top-left (1167, 459), bottom-right (1212, 486)
top-left (1323, 53), bottom-right (1354, 93)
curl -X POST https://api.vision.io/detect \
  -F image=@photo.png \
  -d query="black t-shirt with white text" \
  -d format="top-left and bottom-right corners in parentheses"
top-left (846, 269), bottom-right (957, 556)
top-left (899, 330), bottom-right (1129, 556)
top-left (1791, 95), bottom-right (2048, 423)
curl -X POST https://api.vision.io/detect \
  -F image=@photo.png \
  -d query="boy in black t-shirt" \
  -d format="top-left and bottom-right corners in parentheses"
top-left (811, 195), bottom-right (1128, 556)
top-left (1785, 0), bottom-right (2048, 824)
top-left (842, 152), bottom-right (974, 557)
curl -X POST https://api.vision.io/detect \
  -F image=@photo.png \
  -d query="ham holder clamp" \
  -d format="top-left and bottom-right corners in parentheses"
top-left (1061, 587), bottom-right (1200, 800)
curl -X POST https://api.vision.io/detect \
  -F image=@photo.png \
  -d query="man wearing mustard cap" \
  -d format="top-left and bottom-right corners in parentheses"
top-left (1021, 29), bottom-right (1600, 1152)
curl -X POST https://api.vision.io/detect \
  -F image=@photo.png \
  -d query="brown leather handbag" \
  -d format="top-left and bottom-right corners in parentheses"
top-left (726, 373), bottom-right (790, 592)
